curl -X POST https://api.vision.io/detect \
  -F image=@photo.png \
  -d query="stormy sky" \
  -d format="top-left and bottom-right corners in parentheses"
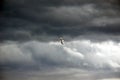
top-left (0, 0), bottom-right (120, 80)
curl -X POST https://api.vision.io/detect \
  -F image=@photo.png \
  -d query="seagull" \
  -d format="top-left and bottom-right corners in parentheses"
top-left (59, 37), bottom-right (64, 45)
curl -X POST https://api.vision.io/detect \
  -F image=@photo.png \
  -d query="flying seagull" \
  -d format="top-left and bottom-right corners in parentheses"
top-left (59, 37), bottom-right (64, 45)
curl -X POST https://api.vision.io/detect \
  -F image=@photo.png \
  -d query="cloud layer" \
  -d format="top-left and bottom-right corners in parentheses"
top-left (0, 1), bottom-right (120, 80)
top-left (0, 40), bottom-right (120, 71)
top-left (0, 0), bottom-right (120, 41)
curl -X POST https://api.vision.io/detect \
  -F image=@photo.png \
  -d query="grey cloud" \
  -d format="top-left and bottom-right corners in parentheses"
top-left (0, 41), bottom-right (120, 80)
top-left (1, 69), bottom-right (120, 80)
top-left (88, 17), bottom-right (120, 26)
top-left (1, 1), bottom-right (120, 41)
top-left (0, 40), bottom-right (120, 70)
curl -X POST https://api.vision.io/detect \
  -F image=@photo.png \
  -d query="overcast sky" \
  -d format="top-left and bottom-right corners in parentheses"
top-left (0, 0), bottom-right (120, 41)
top-left (0, 0), bottom-right (120, 80)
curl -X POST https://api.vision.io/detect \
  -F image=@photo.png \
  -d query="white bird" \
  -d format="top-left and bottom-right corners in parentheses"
top-left (59, 37), bottom-right (64, 45)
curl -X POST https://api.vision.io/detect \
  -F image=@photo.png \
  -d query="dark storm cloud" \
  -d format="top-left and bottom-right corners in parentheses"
top-left (88, 25), bottom-right (120, 34)
top-left (5, 0), bottom-right (120, 6)
top-left (0, 0), bottom-right (4, 12)
top-left (0, 0), bottom-right (120, 41)
top-left (4, 0), bottom-right (99, 6)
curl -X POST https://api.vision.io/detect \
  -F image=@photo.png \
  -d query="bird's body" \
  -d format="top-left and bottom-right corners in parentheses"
top-left (59, 37), bottom-right (64, 45)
